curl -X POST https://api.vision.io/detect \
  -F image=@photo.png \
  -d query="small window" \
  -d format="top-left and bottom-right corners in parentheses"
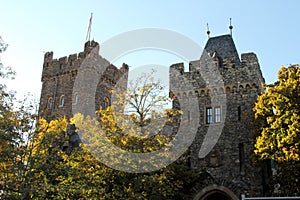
top-left (206, 106), bottom-right (221, 124)
top-left (59, 95), bottom-right (65, 107)
top-left (206, 107), bottom-right (213, 124)
top-left (101, 96), bottom-right (110, 110)
top-left (73, 94), bottom-right (78, 105)
top-left (238, 106), bottom-right (241, 121)
top-left (75, 94), bottom-right (79, 104)
top-left (214, 107), bottom-right (221, 123)
top-left (48, 97), bottom-right (53, 109)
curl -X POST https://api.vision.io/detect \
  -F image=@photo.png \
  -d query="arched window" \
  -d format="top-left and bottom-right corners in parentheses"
top-left (48, 97), bottom-right (53, 109)
top-left (101, 96), bottom-right (110, 110)
top-left (73, 94), bottom-right (79, 104)
top-left (75, 94), bottom-right (78, 104)
top-left (59, 95), bottom-right (65, 107)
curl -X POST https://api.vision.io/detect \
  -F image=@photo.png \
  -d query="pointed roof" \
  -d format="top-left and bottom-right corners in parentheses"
top-left (201, 34), bottom-right (240, 65)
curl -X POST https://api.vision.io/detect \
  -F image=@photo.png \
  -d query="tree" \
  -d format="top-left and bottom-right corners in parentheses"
top-left (0, 36), bottom-right (7, 53)
top-left (126, 70), bottom-right (170, 127)
top-left (0, 37), bottom-right (37, 199)
top-left (101, 69), bottom-right (180, 138)
top-left (0, 54), bottom-right (197, 199)
top-left (63, 69), bottom-right (194, 199)
top-left (19, 116), bottom-right (196, 199)
top-left (254, 65), bottom-right (300, 161)
top-left (253, 65), bottom-right (300, 195)
top-left (79, 70), bottom-right (183, 171)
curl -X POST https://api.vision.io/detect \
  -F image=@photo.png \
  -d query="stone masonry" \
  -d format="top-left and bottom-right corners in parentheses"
top-left (170, 34), bottom-right (265, 199)
top-left (38, 40), bottom-right (129, 121)
top-left (38, 33), bottom-right (266, 199)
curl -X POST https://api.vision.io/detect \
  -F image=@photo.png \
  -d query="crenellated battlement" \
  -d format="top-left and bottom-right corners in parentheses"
top-left (84, 40), bottom-right (99, 54)
top-left (170, 50), bottom-right (264, 91)
top-left (44, 51), bottom-right (54, 61)
top-left (38, 31), bottom-right (266, 197)
top-left (39, 40), bottom-right (129, 121)
top-left (241, 52), bottom-right (258, 64)
top-left (41, 40), bottom-right (128, 82)
top-left (169, 34), bottom-right (265, 197)
top-left (170, 62), bottom-right (184, 75)
top-left (44, 55), bottom-right (72, 67)
top-left (41, 40), bottom-right (104, 80)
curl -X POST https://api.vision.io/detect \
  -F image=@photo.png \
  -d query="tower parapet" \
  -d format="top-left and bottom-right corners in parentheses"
top-left (169, 34), bottom-right (265, 197)
top-left (42, 41), bottom-right (101, 80)
top-left (84, 40), bottom-right (99, 55)
top-left (39, 40), bottom-right (128, 121)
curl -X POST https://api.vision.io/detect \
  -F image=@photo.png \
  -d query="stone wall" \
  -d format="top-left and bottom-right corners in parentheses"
top-left (38, 41), bottom-right (129, 121)
top-left (169, 35), bottom-right (265, 198)
top-left (38, 34), bottom-right (266, 198)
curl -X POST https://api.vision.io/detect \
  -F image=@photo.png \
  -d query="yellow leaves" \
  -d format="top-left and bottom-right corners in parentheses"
top-left (278, 65), bottom-right (288, 81)
top-left (37, 117), bottom-right (67, 135)
top-left (47, 117), bottom-right (68, 134)
top-left (121, 137), bottom-right (127, 146)
top-left (30, 117), bottom-right (69, 158)
top-left (254, 65), bottom-right (300, 162)
top-left (280, 147), bottom-right (300, 161)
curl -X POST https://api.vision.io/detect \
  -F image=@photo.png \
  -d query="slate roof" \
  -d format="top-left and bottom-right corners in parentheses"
top-left (201, 34), bottom-right (240, 65)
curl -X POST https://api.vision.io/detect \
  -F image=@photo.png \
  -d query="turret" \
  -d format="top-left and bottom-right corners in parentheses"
top-left (84, 40), bottom-right (99, 55)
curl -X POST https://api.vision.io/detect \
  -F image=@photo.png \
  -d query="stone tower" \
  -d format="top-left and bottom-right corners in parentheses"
top-left (38, 40), bottom-right (129, 121)
top-left (170, 34), bottom-right (265, 199)
top-left (38, 32), bottom-right (266, 198)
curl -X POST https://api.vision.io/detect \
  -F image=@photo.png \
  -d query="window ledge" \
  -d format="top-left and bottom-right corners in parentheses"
top-left (204, 122), bottom-right (224, 126)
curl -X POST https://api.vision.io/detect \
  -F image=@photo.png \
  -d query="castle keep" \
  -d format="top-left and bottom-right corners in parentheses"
top-left (170, 34), bottom-right (265, 199)
top-left (38, 33), bottom-right (266, 199)
top-left (39, 41), bottom-right (129, 121)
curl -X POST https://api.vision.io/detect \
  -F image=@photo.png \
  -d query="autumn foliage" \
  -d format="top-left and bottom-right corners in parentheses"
top-left (254, 65), bottom-right (300, 195)
top-left (0, 41), bottom-right (198, 199)
top-left (254, 65), bottom-right (300, 161)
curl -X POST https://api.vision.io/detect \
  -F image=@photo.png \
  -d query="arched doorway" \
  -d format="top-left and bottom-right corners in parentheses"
top-left (194, 185), bottom-right (238, 200)
top-left (200, 189), bottom-right (233, 200)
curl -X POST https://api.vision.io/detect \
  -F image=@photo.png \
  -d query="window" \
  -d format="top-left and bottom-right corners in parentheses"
top-left (206, 107), bottom-right (213, 124)
top-left (238, 106), bottom-right (241, 121)
top-left (101, 97), bottom-right (110, 110)
top-left (73, 94), bottom-right (79, 104)
top-left (206, 106), bottom-right (221, 124)
top-left (48, 97), bottom-right (53, 109)
top-left (59, 95), bottom-right (65, 107)
top-left (214, 107), bottom-right (221, 123)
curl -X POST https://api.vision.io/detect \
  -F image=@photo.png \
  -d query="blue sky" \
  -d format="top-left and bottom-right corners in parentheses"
top-left (1, 1), bottom-right (299, 100)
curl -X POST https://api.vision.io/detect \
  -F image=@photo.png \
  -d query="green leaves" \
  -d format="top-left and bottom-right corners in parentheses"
top-left (0, 46), bottom-right (196, 199)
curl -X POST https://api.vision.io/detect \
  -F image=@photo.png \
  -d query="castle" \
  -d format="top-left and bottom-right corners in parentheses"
top-left (38, 32), bottom-right (266, 199)
top-left (39, 40), bottom-right (129, 121)
top-left (170, 34), bottom-right (265, 199)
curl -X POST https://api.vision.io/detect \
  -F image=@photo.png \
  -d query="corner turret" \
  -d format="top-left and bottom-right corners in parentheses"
top-left (84, 40), bottom-right (99, 55)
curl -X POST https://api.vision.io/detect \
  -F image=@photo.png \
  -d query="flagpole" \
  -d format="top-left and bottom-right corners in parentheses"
top-left (86, 13), bottom-right (93, 42)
